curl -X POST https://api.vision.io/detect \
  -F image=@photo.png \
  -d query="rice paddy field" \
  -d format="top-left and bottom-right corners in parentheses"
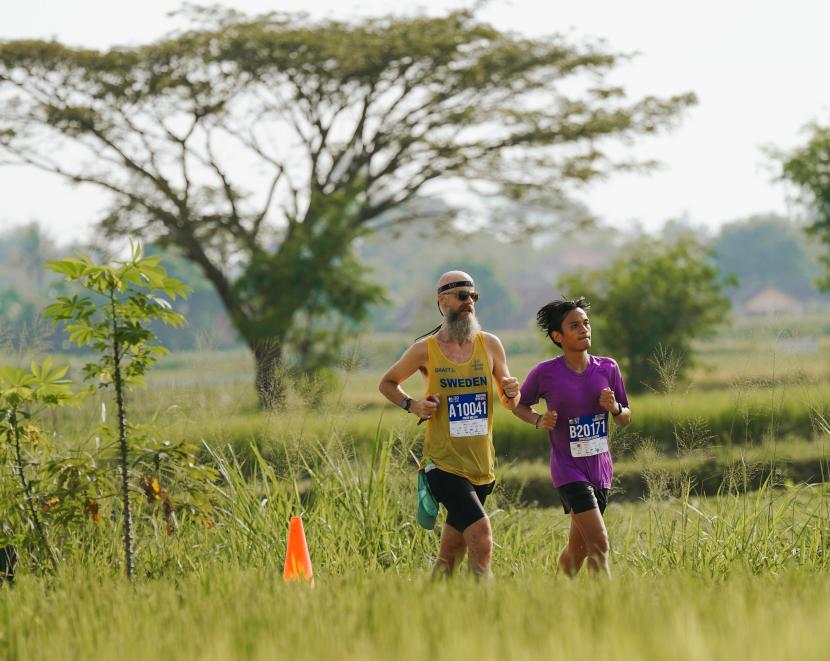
top-left (2, 313), bottom-right (830, 660)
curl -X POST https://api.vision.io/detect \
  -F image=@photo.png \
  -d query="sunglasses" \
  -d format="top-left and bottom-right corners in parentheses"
top-left (445, 290), bottom-right (479, 302)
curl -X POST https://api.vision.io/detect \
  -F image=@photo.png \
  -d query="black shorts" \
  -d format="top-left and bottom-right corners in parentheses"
top-left (425, 467), bottom-right (494, 533)
top-left (557, 481), bottom-right (609, 515)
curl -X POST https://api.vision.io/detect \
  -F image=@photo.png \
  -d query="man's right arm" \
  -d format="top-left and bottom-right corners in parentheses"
top-left (513, 403), bottom-right (558, 431)
top-left (510, 364), bottom-right (557, 430)
top-left (513, 403), bottom-right (541, 426)
top-left (378, 341), bottom-right (438, 420)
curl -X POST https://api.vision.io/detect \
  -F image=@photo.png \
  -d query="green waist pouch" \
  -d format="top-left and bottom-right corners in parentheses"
top-left (417, 466), bottom-right (439, 530)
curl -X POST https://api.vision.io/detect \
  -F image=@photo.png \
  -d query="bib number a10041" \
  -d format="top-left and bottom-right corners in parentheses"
top-left (447, 392), bottom-right (488, 437)
top-left (567, 413), bottom-right (609, 457)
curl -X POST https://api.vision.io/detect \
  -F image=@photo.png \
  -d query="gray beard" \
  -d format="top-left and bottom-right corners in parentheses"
top-left (443, 308), bottom-right (481, 343)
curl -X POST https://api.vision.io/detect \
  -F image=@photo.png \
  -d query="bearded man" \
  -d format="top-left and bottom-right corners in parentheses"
top-left (378, 271), bottom-right (520, 578)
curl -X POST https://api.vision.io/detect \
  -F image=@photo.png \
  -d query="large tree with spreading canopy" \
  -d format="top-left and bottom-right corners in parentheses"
top-left (560, 236), bottom-right (733, 392)
top-left (0, 7), bottom-right (695, 406)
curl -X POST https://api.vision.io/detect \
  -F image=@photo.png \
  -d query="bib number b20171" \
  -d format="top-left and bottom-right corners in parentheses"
top-left (447, 392), bottom-right (488, 437)
top-left (568, 413), bottom-right (609, 458)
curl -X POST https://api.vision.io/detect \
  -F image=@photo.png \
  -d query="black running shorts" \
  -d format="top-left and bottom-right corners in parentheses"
top-left (557, 481), bottom-right (609, 515)
top-left (425, 467), bottom-right (494, 532)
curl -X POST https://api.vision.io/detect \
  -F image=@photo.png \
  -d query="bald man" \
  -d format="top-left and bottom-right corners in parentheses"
top-left (379, 271), bottom-right (520, 578)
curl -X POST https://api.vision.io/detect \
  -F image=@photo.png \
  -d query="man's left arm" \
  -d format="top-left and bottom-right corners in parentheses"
top-left (599, 362), bottom-right (631, 427)
top-left (484, 333), bottom-right (520, 410)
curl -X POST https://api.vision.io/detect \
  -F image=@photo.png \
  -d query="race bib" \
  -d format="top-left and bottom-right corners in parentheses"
top-left (447, 392), bottom-right (488, 437)
top-left (568, 413), bottom-right (609, 457)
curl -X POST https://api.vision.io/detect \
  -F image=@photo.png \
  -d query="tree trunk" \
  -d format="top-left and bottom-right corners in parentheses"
top-left (252, 338), bottom-right (286, 409)
top-left (111, 295), bottom-right (134, 579)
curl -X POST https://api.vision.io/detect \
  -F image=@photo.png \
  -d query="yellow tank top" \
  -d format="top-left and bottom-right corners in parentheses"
top-left (422, 332), bottom-right (495, 485)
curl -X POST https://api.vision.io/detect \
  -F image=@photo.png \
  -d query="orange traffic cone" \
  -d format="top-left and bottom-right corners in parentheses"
top-left (283, 515), bottom-right (314, 585)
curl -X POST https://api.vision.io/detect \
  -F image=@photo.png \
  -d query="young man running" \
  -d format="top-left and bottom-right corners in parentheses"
top-left (378, 271), bottom-right (520, 578)
top-left (513, 297), bottom-right (630, 577)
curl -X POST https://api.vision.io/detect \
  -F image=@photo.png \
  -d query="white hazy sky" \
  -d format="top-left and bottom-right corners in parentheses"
top-left (1, 0), bottom-right (829, 245)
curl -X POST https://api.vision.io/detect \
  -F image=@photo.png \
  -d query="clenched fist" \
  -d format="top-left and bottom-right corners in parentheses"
top-left (500, 376), bottom-right (520, 399)
top-left (538, 410), bottom-right (558, 431)
top-left (413, 394), bottom-right (440, 421)
top-left (599, 387), bottom-right (618, 414)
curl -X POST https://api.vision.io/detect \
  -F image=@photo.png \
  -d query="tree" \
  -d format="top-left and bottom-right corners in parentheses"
top-left (559, 236), bottom-right (733, 392)
top-left (0, 7), bottom-right (695, 406)
top-left (44, 244), bottom-right (189, 579)
top-left (779, 123), bottom-right (830, 290)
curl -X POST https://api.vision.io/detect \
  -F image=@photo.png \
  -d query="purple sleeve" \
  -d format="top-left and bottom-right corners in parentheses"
top-left (519, 364), bottom-right (542, 407)
top-left (610, 359), bottom-right (629, 408)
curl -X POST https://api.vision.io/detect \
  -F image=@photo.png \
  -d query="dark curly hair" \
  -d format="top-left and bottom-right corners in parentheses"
top-left (536, 297), bottom-right (590, 348)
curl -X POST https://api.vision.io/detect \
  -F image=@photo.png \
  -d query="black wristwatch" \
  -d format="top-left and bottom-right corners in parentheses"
top-left (401, 397), bottom-right (413, 412)
top-left (612, 402), bottom-right (623, 416)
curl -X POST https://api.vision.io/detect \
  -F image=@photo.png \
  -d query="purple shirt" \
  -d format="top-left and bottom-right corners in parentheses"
top-left (519, 355), bottom-right (629, 489)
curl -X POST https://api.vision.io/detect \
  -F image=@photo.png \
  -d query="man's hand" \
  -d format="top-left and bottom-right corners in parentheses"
top-left (500, 376), bottom-right (519, 399)
top-left (412, 394), bottom-right (440, 422)
top-left (599, 387), bottom-right (618, 413)
top-left (539, 410), bottom-right (558, 431)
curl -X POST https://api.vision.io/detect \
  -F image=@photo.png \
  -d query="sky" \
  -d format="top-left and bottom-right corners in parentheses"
top-left (1, 0), bottom-right (829, 245)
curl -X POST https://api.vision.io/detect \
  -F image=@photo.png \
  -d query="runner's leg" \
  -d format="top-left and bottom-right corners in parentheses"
top-left (559, 517), bottom-right (588, 577)
top-left (570, 508), bottom-right (610, 577)
top-left (434, 523), bottom-right (467, 577)
top-left (463, 515), bottom-right (492, 578)
top-left (428, 469), bottom-right (492, 578)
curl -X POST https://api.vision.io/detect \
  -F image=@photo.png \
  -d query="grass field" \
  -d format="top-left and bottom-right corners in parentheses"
top-left (3, 481), bottom-right (830, 660)
top-left (4, 569), bottom-right (830, 660)
top-left (34, 317), bottom-right (830, 459)
top-left (2, 315), bottom-right (830, 660)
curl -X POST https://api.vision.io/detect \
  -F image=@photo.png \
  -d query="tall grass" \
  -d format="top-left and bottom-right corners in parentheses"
top-left (7, 421), bottom-right (830, 580)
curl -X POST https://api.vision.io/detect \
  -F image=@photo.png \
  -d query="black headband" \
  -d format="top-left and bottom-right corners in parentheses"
top-left (437, 280), bottom-right (475, 293)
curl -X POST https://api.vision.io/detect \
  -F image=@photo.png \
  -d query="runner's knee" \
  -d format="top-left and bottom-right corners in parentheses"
top-left (568, 541), bottom-right (588, 558)
top-left (587, 530), bottom-right (609, 556)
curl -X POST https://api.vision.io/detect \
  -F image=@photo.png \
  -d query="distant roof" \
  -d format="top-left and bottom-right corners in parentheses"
top-left (741, 286), bottom-right (801, 314)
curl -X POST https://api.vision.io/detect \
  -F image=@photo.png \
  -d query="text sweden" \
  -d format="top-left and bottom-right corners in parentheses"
top-left (439, 376), bottom-right (488, 389)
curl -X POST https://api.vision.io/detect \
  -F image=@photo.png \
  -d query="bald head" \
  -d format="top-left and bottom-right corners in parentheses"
top-left (436, 270), bottom-right (474, 292)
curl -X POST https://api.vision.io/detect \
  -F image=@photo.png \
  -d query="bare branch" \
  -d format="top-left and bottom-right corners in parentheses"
top-left (321, 82), bottom-right (376, 190)
top-left (253, 169), bottom-right (283, 238)
top-left (111, 107), bottom-right (164, 180)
